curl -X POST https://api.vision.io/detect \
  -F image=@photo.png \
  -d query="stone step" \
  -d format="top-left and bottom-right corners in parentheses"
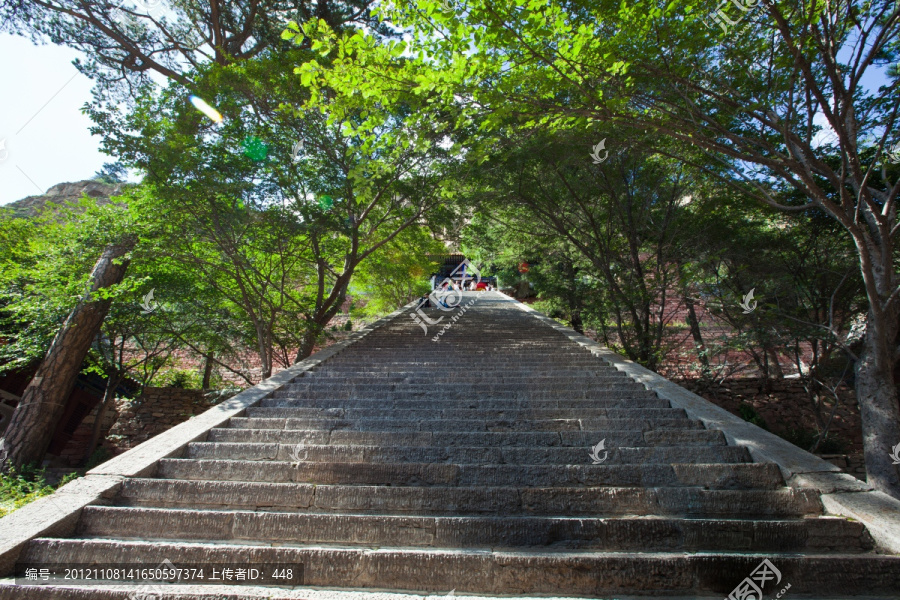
top-left (156, 459), bottom-right (768, 488)
top-left (116, 479), bottom-right (823, 517)
top-left (304, 370), bottom-right (629, 378)
top-left (20, 539), bottom-right (900, 596)
top-left (225, 416), bottom-right (702, 432)
top-left (258, 396), bottom-right (672, 410)
top-left (278, 382), bottom-right (647, 392)
top-left (184, 442), bottom-right (752, 466)
top-left (298, 374), bottom-right (630, 382)
top-left (244, 407), bottom-right (681, 420)
top-left (76, 507), bottom-right (873, 552)
top-left (313, 362), bottom-right (609, 370)
top-left (205, 427), bottom-right (727, 447)
top-left (317, 356), bottom-right (606, 362)
top-left (268, 389), bottom-right (662, 401)
top-left (14, 294), bottom-right (892, 599)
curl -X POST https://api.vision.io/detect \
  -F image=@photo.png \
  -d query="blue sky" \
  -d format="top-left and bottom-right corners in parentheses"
top-left (0, 33), bottom-right (112, 206)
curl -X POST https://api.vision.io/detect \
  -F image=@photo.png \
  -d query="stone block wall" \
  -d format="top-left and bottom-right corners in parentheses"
top-left (56, 387), bottom-right (214, 466)
top-left (675, 377), bottom-right (866, 480)
top-left (103, 387), bottom-right (213, 453)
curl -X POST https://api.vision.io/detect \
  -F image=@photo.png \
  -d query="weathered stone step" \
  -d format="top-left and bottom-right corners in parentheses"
top-left (21, 539), bottom-right (899, 596)
top-left (206, 427), bottom-right (727, 447)
top-left (299, 373), bottom-right (629, 381)
top-left (258, 396), bottom-right (671, 410)
top-left (14, 294), bottom-right (891, 600)
top-left (225, 416), bottom-right (702, 432)
top-left (320, 354), bottom-right (604, 361)
top-left (278, 382), bottom-right (646, 393)
top-left (314, 362), bottom-right (609, 371)
top-left (270, 390), bottom-right (656, 401)
top-left (245, 407), bottom-right (680, 421)
top-left (184, 442), bottom-right (751, 466)
top-left (76, 507), bottom-right (872, 552)
top-left (304, 369), bottom-right (628, 378)
top-left (157, 458), bottom-right (767, 488)
top-left (320, 344), bottom-right (602, 350)
top-left (268, 389), bottom-right (662, 401)
top-left (116, 479), bottom-right (823, 517)
top-left (310, 355), bottom-right (609, 361)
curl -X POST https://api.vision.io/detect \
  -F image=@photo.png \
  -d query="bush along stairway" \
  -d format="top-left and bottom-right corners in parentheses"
top-left (3, 292), bottom-right (900, 599)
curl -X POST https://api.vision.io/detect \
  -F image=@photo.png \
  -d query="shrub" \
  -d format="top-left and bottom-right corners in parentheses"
top-left (738, 403), bottom-right (769, 431)
top-left (0, 465), bottom-right (80, 518)
top-left (156, 368), bottom-right (202, 389)
top-left (778, 427), bottom-right (846, 454)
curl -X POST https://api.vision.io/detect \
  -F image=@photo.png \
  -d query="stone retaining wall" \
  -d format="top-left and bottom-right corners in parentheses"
top-left (676, 377), bottom-right (865, 480)
top-left (57, 387), bottom-right (213, 466)
top-left (103, 387), bottom-right (213, 453)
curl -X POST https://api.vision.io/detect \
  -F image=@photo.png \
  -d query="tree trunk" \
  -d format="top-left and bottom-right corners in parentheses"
top-left (855, 313), bottom-right (900, 499)
top-left (570, 311), bottom-right (584, 335)
top-left (201, 353), bottom-right (214, 389)
top-left (766, 347), bottom-right (784, 379)
top-left (0, 241), bottom-right (134, 472)
top-left (294, 324), bottom-right (321, 363)
top-left (684, 297), bottom-right (710, 375)
top-left (82, 372), bottom-right (122, 466)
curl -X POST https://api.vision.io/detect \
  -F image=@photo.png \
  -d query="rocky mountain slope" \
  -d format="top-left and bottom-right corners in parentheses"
top-left (2, 180), bottom-right (126, 219)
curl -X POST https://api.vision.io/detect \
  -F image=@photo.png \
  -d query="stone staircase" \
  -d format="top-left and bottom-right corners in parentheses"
top-left (4, 292), bottom-right (900, 598)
